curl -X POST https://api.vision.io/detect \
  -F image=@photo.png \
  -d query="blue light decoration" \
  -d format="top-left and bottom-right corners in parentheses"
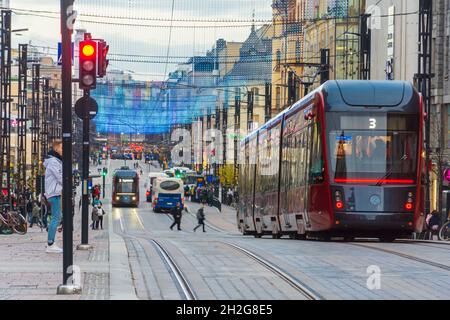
top-left (92, 80), bottom-right (171, 134)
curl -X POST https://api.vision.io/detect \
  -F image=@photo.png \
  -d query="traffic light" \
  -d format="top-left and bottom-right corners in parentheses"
top-left (79, 39), bottom-right (97, 90)
top-left (175, 169), bottom-right (182, 178)
top-left (102, 167), bottom-right (108, 176)
top-left (97, 40), bottom-right (109, 78)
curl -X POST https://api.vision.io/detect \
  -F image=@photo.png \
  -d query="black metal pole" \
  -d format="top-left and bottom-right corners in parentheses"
top-left (58, 0), bottom-right (79, 294)
top-left (102, 174), bottom-right (105, 199)
top-left (81, 112), bottom-right (90, 245)
top-left (320, 48), bottom-right (330, 84)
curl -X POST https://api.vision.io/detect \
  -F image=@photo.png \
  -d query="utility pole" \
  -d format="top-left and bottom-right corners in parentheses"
top-left (1, 10), bottom-right (12, 206)
top-left (264, 83), bottom-right (272, 122)
top-left (57, 0), bottom-right (80, 295)
top-left (31, 64), bottom-right (40, 197)
top-left (247, 90), bottom-right (254, 132)
top-left (360, 13), bottom-right (371, 80)
top-left (17, 44), bottom-right (28, 213)
top-left (320, 49), bottom-right (330, 84)
top-left (234, 89), bottom-right (240, 185)
top-left (414, 0), bottom-right (433, 220)
top-left (77, 91), bottom-right (93, 251)
top-left (40, 78), bottom-right (50, 197)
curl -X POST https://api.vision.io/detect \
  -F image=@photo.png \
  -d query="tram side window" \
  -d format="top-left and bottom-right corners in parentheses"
top-left (281, 131), bottom-right (291, 192)
top-left (309, 121), bottom-right (324, 184)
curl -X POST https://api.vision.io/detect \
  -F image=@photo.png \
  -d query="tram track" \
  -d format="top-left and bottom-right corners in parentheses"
top-left (149, 238), bottom-right (198, 300)
top-left (396, 240), bottom-right (450, 251)
top-left (222, 241), bottom-right (323, 300)
top-left (349, 243), bottom-right (450, 272)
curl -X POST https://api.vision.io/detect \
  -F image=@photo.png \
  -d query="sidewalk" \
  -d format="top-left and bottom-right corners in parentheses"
top-left (0, 193), bottom-right (110, 300)
top-left (185, 201), bottom-right (239, 234)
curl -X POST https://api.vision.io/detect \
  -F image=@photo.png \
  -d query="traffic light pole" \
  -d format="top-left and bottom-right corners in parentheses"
top-left (57, 0), bottom-right (81, 295)
top-left (77, 90), bottom-right (92, 251)
top-left (102, 173), bottom-right (105, 199)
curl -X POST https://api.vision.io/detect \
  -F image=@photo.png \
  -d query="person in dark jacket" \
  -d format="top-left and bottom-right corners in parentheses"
top-left (169, 202), bottom-right (182, 231)
top-left (207, 187), bottom-right (214, 207)
top-left (193, 204), bottom-right (206, 232)
top-left (29, 201), bottom-right (41, 228)
top-left (26, 199), bottom-right (33, 226)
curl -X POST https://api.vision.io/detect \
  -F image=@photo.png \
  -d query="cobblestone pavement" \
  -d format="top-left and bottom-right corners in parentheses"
top-left (0, 167), bottom-right (109, 300)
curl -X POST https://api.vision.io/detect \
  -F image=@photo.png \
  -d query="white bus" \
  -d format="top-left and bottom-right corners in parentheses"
top-left (152, 177), bottom-right (185, 213)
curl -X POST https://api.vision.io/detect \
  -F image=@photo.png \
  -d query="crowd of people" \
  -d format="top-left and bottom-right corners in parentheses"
top-left (185, 184), bottom-right (216, 206)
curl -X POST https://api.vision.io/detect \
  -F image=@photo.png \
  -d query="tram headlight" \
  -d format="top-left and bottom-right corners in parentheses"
top-left (132, 196), bottom-right (136, 201)
top-left (116, 196), bottom-right (120, 201)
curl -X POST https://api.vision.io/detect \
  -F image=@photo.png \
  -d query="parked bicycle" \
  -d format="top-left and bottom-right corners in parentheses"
top-left (0, 204), bottom-right (27, 235)
top-left (439, 220), bottom-right (450, 241)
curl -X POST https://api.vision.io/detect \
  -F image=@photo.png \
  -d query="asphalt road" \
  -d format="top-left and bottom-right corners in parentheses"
top-left (106, 159), bottom-right (450, 300)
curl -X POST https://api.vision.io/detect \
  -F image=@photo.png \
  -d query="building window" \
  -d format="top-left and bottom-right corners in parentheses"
top-left (276, 87), bottom-right (281, 112)
top-left (252, 88), bottom-right (259, 107)
top-left (276, 49), bottom-right (281, 67)
top-left (295, 40), bottom-right (301, 63)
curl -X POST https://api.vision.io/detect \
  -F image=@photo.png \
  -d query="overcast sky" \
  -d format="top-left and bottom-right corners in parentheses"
top-left (10, 0), bottom-right (273, 81)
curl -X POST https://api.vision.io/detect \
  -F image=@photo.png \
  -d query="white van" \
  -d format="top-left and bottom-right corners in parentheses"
top-left (145, 172), bottom-right (168, 202)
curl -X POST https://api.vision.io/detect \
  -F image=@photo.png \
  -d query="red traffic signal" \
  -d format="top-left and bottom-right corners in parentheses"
top-left (79, 39), bottom-right (97, 90)
top-left (97, 40), bottom-right (109, 78)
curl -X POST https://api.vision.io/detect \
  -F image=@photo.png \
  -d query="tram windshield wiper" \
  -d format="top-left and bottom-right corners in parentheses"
top-left (374, 155), bottom-right (407, 186)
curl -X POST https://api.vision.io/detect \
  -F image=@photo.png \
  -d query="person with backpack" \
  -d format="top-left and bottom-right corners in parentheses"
top-left (94, 203), bottom-right (106, 230)
top-left (193, 204), bottom-right (206, 232)
top-left (91, 205), bottom-right (99, 230)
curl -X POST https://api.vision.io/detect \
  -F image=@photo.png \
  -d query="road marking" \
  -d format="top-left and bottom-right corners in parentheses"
top-left (134, 209), bottom-right (145, 230)
top-left (115, 210), bottom-right (124, 233)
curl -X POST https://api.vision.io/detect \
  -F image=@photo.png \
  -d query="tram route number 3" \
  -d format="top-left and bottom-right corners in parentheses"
top-left (369, 118), bottom-right (377, 129)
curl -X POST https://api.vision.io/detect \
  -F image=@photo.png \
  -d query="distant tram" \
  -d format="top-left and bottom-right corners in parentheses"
top-left (112, 169), bottom-right (139, 207)
top-left (238, 81), bottom-right (425, 242)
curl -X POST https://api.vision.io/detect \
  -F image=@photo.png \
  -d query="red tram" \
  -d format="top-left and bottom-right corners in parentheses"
top-left (237, 80), bottom-right (425, 242)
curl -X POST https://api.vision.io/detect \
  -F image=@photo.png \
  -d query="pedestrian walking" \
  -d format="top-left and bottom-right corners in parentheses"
top-left (196, 186), bottom-right (201, 203)
top-left (425, 210), bottom-right (441, 240)
top-left (207, 187), bottom-right (214, 207)
top-left (91, 205), bottom-right (99, 230)
top-left (169, 202), bottom-right (183, 231)
top-left (29, 201), bottom-right (41, 228)
top-left (193, 204), bottom-right (206, 232)
top-left (95, 203), bottom-right (106, 230)
top-left (40, 194), bottom-right (49, 229)
top-left (227, 188), bottom-right (234, 206)
top-left (26, 198), bottom-right (33, 226)
top-left (43, 140), bottom-right (63, 253)
top-left (92, 185), bottom-right (100, 203)
top-left (201, 187), bottom-right (208, 204)
top-left (92, 195), bottom-right (102, 207)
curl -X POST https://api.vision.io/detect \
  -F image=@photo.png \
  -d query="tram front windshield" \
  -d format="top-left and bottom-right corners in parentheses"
top-left (116, 178), bottom-right (136, 193)
top-left (327, 113), bottom-right (419, 183)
